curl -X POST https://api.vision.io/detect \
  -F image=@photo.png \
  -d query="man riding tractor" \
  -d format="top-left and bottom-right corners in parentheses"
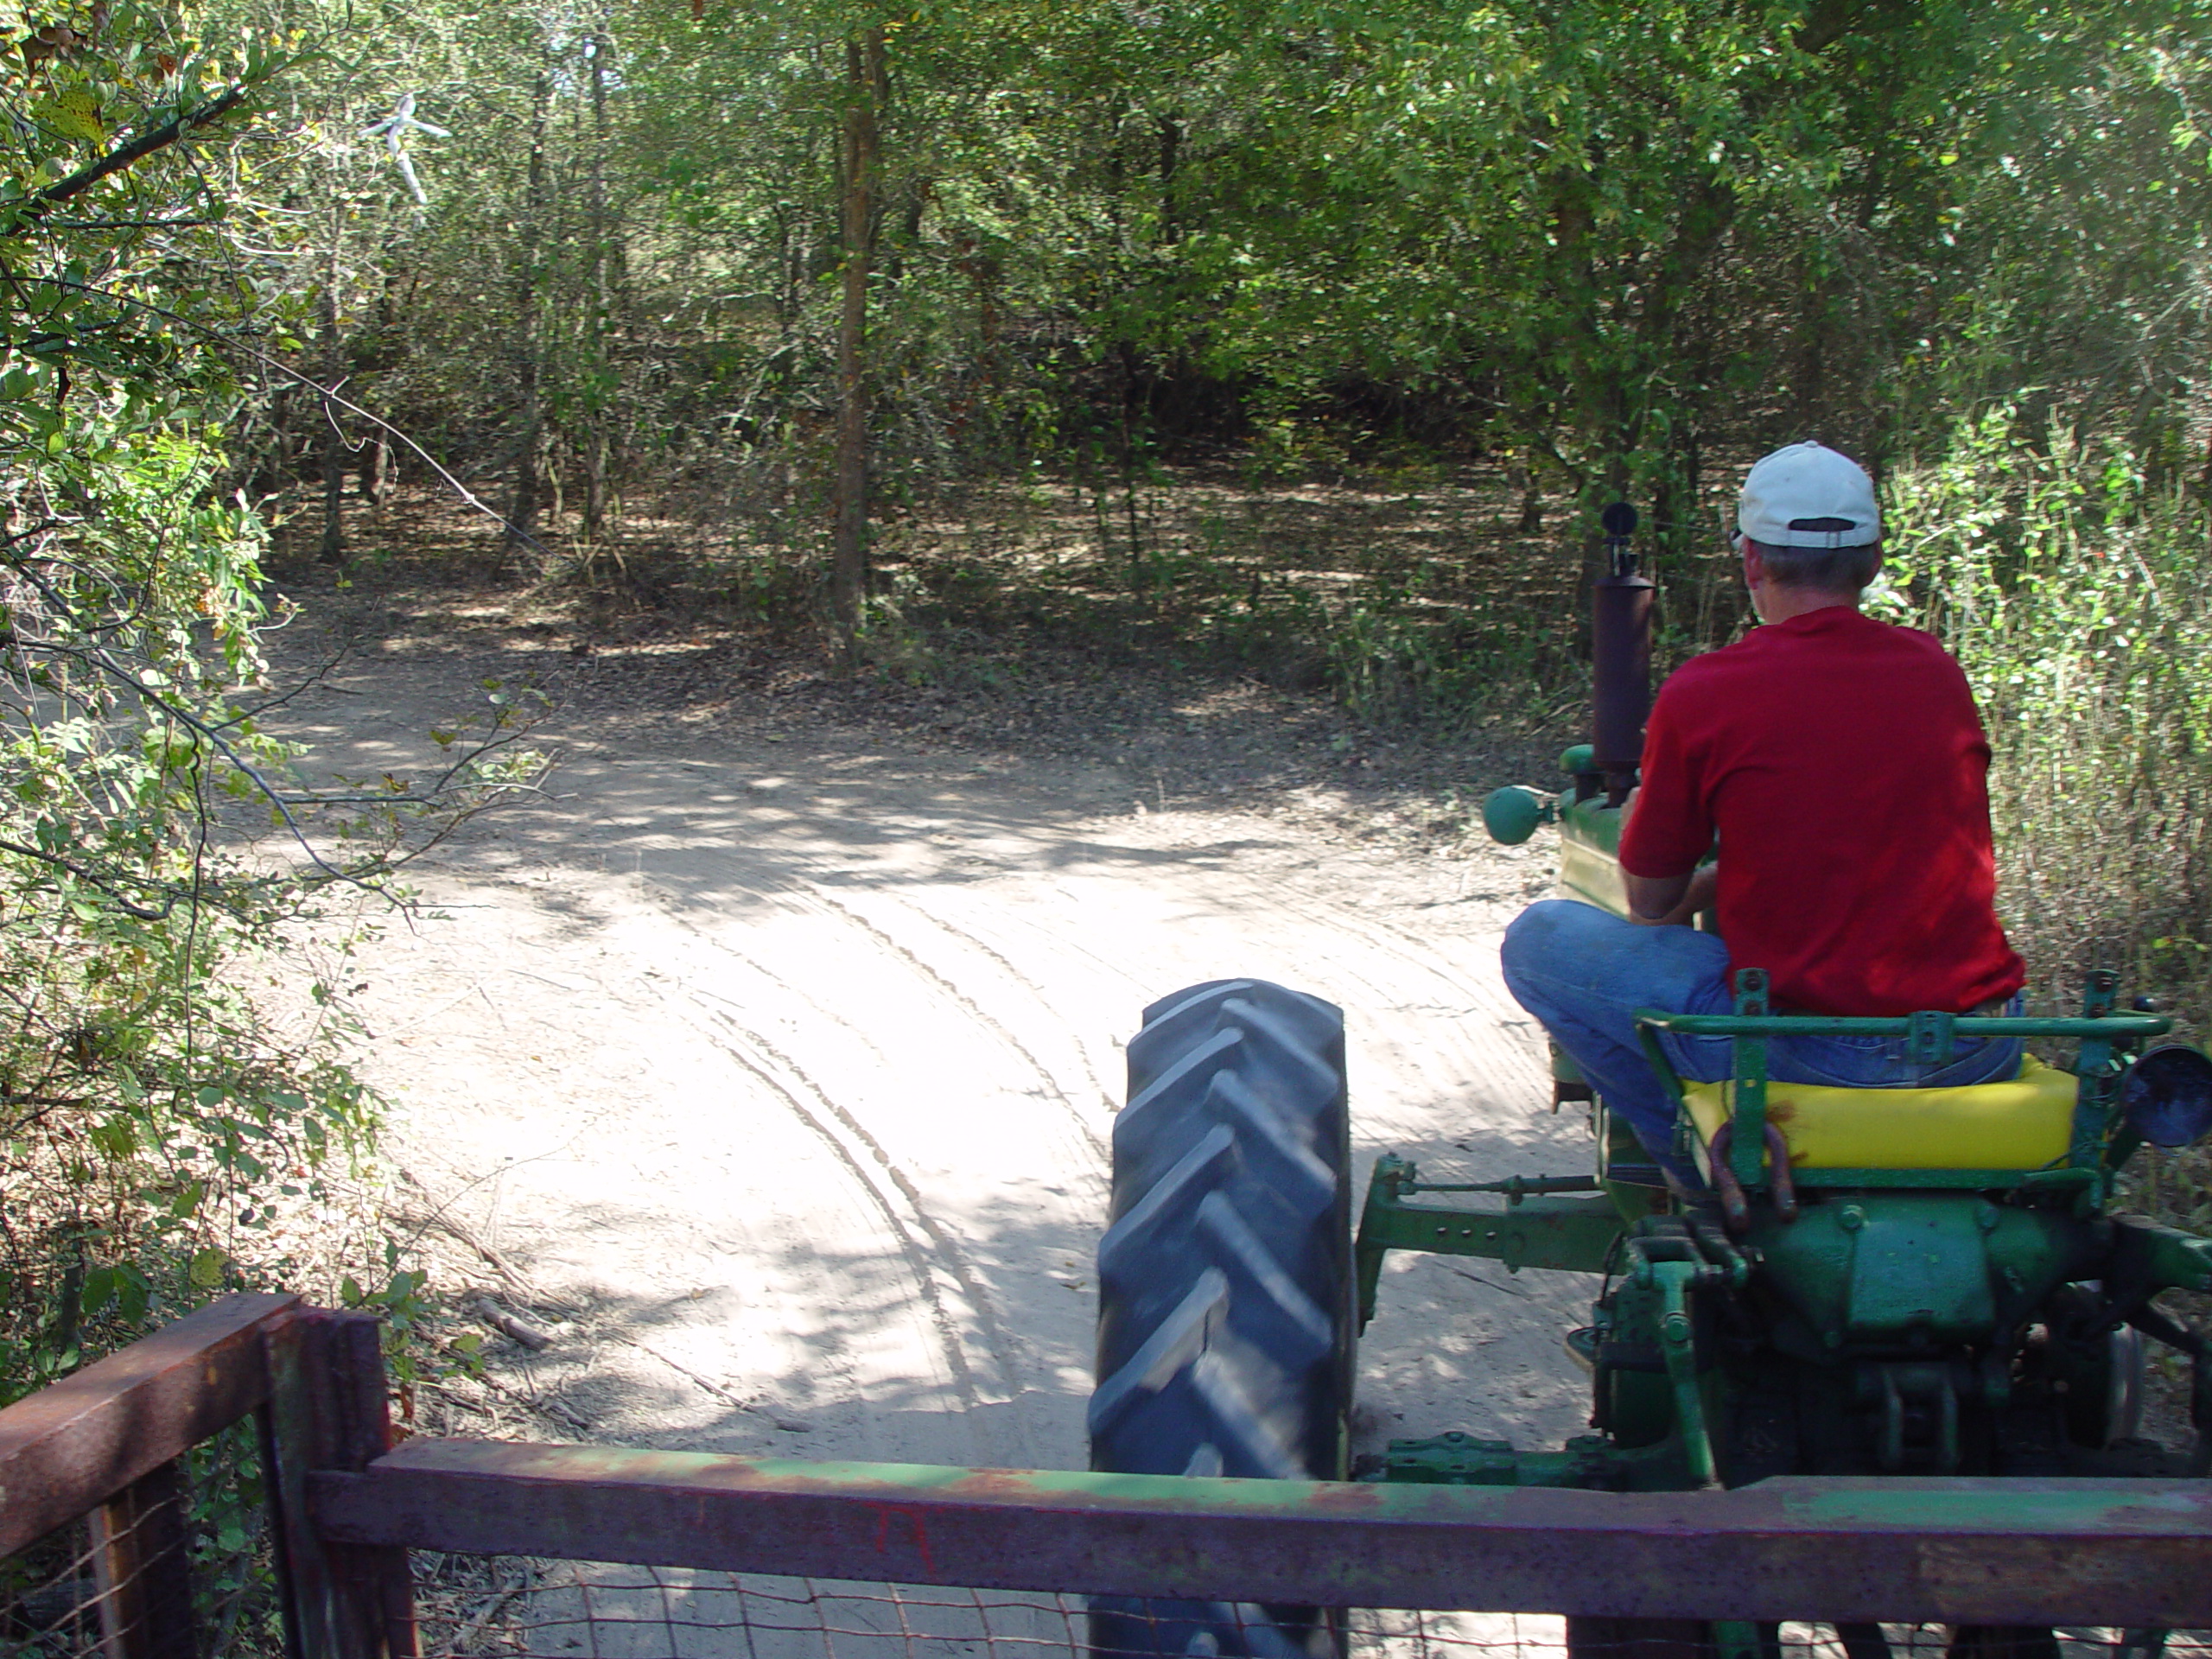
top-left (1501, 442), bottom-right (2025, 1190)
top-left (1089, 439), bottom-right (2212, 1659)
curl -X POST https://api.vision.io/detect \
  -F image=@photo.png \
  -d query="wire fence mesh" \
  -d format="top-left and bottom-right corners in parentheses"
top-left (401, 1559), bottom-right (2212, 1659)
top-left (407, 1562), bottom-right (1575, 1659)
top-left (0, 1416), bottom-right (282, 1658)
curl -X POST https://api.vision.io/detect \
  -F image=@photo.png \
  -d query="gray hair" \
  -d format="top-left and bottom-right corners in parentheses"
top-left (1746, 537), bottom-right (1881, 593)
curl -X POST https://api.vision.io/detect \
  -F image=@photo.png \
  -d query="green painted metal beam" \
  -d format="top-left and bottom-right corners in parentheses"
top-left (1639, 1012), bottom-right (2170, 1041)
top-left (1360, 1192), bottom-right (1623, 1275)
top-left (311, 1439), bottom-right (2212, 1625)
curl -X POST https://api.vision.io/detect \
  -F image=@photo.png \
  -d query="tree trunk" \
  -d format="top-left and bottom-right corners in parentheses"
top-left (1119, 340), bottom-right (1143, 595)
top-left (317, 280), bottom-right (344, 566)
top-left (582, 23), bottom-right (614, 546)
top-left (503, 68), bottom-right (554, 568)
top-left (831, 24), bottom-right (885, 649)
top-left (1157, 113), bottom-right (1181, 245)
top-left (1543, 161), bottom-right (1616, 632)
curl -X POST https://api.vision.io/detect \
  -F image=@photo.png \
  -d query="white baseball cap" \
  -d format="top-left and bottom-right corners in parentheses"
top-left (1738, 442), bottom-right (1881, 548)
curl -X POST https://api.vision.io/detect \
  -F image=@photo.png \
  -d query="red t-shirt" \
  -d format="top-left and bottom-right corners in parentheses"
top-left (1617, 607), bottom-right (2024, 1016)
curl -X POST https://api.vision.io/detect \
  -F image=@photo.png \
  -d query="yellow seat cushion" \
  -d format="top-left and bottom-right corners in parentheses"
top-left (1682, 1056), bottom-right (2077, 1172)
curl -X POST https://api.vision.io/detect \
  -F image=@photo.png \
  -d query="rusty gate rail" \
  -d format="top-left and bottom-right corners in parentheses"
top-left (0, 1291), bottom-right (299, 1560)
top-left (313, 1436), bottom-right (2212, 1628)
top-left (0, 1292), bottom-right (416, 1659)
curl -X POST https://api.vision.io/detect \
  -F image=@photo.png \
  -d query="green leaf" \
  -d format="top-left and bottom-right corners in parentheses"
top-left (34, 89), bottom-right (107, 145)
top-left (80, 1265), bottom-right (118, 1313)
top-left (89, 1116), bottom-right (136, 1160)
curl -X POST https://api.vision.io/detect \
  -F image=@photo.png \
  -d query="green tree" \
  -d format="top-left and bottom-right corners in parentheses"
top-left (0, 0), bottom-right (539, 1393)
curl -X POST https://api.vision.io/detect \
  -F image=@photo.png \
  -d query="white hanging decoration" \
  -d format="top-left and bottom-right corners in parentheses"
top-left (362, 92), bottom-right (451, 207)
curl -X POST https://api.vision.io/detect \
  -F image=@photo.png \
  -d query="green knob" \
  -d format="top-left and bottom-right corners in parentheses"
top-left (1482, 785), bottom-right (1554, 846)
top-left (1560, 744), bottom-right (1596, 777)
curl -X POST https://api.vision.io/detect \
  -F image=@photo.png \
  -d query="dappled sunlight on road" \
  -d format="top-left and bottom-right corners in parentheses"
top-left (270, 637), bottom-right (1591, 1480)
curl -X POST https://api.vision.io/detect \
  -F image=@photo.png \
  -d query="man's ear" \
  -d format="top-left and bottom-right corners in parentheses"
top-left (1739, 537), bottom-right (1764, 588)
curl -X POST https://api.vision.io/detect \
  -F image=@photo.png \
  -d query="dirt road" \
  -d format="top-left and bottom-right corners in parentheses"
top-left (281, 622), bottom-right (1599, 1474)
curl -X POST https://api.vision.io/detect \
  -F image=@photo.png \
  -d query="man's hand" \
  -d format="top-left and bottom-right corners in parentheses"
top-left (1627, 862), bottom-right (1718, 927)
top-left (1618, 785), bottom-right (1719, 926)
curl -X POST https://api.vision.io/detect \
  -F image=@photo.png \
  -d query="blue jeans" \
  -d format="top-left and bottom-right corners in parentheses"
top-left (1499, 899), bottom-right (2023, 1183)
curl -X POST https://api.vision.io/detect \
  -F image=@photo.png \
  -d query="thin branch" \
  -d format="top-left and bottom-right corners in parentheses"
top-left (209, 651), bottom-right (346, 730)
top-left (2, 540), bottom-right (174, 644)
top-left (102, 671), bottom-right (338, 869)
top-left (0, 518), bottom-right (73, 550)
top-left (27, 86), bottom-right (256, 212)
top-left (10, 619), bottom-right (545, 895)
top-left (3, 582), bottom-right (351, 880)
top-left (63, 281), bottom-right (556, 563)
top-left (0, 839), bottom-right (175, 920)
top-left (0, 1101), bottom-right (92, 1141)
top-left (0, 279), bottom-right (554, 906)
top-left (42, 218), bottom-right (222, 231)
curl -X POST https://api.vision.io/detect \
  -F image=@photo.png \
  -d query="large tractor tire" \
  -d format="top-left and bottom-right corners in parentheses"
top-left (1087, 980), bottom-right (1353, 1659)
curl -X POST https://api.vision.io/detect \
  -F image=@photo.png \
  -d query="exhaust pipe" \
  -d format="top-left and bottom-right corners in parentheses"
top-left (1591, 502), bottom-right (1652, 806)
top-left (1481, 499), bottom-right (1652, 843)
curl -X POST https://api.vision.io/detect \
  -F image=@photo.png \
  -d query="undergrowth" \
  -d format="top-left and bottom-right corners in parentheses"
top-left (1880, 410), bottom-right (2212, 1033)
top-left (335, 418), bottom-right (2212, 1241)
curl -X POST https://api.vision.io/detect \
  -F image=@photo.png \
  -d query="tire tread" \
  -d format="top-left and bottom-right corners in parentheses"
top-left (1089, 980), bottom-right (1351, 1659)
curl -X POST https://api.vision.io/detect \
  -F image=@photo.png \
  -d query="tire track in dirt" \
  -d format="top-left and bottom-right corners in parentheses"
top-left (1249, 887), bottom-right (1551, 1096)
top-left (799, 884), bottom-right (1113, 1162)
top-left (918, 906), bottom-right (1130, 1114)
top-left (689, 1006), bottom-right (988, 1413)
top-left (631, 852), bottom-right (1107, 1147)
top-left (687, 988), bottom-right (1032, 1419)
top-left (632, 858), bottom-right (1111, 1221)
top-left (1261, 885), bottom-right (1531, 1025)
top-left (856, 890), bottom-right (1132, 1114)
top-left (1119, 875), bottom-right (1549, 1154)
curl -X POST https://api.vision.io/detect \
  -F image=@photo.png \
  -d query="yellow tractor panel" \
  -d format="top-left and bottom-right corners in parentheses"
top-left (1682, 1056), bottom-right (2077, 1172)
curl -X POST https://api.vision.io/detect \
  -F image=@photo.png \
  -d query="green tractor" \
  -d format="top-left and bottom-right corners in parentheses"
top-left (1086, 512), bottom-right (2212, 1659)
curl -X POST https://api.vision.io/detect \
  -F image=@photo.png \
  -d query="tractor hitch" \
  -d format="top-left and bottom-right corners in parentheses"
top-left (1354, 1154), bottom-right (1632, 1328)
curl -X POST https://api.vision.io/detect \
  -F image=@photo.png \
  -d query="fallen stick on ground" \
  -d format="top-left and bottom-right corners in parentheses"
top-left (470, 1294), bottom-right (554, 1351)
top-left (426, 1365), bottom-right (593, 1435)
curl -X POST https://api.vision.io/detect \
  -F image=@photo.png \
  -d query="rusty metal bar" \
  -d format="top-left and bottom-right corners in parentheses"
top-left (0, 1291), bottom-right (300, 1559)
top-left (92, 1454), bottom-right (200, 1659)
top-left (312, 1439), bottom-right (2212, 1626)
top-left (264, 1308), bottom-right (419, 1659)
